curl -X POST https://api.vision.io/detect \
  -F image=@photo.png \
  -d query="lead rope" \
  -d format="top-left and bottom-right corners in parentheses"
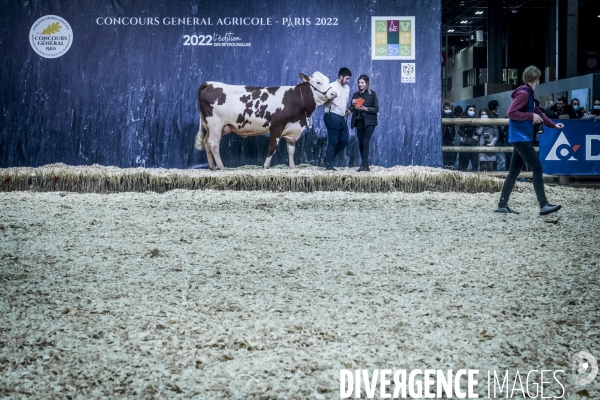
top-left (299, 84), bottom-right (313, 129)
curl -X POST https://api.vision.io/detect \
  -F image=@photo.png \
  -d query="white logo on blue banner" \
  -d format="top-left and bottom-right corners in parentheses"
top-left (540, 122), bottom-right (600, 175)
top-left (545, 132), bottom-right (580, 161)
top-left (30, 15), bottom-right (73, 58)
top-left (587, 135), bottom-right (600, 161)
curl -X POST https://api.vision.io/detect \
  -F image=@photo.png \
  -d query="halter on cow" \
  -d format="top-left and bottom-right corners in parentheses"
top-left (195, 72), bottom-right (336, 170)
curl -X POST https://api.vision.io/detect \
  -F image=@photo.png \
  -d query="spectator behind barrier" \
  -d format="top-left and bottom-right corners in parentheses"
top-left (458, 104), bottom-right (479, 171)
top-left (541, 101), bottom-right (558, 118)
top-left (476, 107), bottom-right (498, 172)
top-left (570, 98), bottom-right (585, 119)
top-left (549, 96), bottom-right (574, 119)
top-left (453, 105), bottom-right (463, 118)
top-left (582, 98), bottom-right (600, 120)
top-left (592, 98), bottom-right (600, 116)
top-left (442, 102), bottom-right (457, 169)
top-left (488, 99), bottom-right (511, 171)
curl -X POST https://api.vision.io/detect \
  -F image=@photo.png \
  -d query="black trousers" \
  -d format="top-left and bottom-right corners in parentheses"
top-left (324, 113), bottom-right (349, 168)
top-left (498, 141), bottom-right (548, 208)
top-left (458, 150), bottom-right (479, 171)
top-left (442, 140), bottom-right (457, 168)
top-left (356, 120), bottom-right (375, 164)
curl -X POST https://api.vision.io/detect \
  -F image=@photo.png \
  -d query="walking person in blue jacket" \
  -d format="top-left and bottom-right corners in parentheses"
top-left (495, 66), bottom-right (564, 216)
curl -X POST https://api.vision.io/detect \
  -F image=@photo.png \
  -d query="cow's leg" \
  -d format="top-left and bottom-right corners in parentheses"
top-left (202, 122), bottom-right (216, 170)
top-left (286, 141), bottom-right (296, 169)
top-left (263, 131), bottom-right (282, 169)
top-left (205, 141), bottom-right (216, 170)
top-left (206, 122), bottom-right (225, 170)
top-left (281, 126), bottom-right (302, 169)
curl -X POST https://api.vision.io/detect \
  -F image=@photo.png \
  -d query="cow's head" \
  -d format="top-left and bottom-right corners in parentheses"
top-left (300, 72), bottom-right (336, 105)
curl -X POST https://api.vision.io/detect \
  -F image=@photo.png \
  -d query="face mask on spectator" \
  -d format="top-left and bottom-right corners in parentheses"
top-left (593, 105), bottom-right (600, 110)
top-left (481, 115), bottom-right (489, 119)
top-left (468, 111), bottom-right (475, 117)
top-left (573, 105), bottom-right (580, 111)
top-left (444, 109), bottom-right (452, 115)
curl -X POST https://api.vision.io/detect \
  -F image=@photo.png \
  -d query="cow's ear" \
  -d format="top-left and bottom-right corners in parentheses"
top-left (299, 73), bottom-right (310, 83)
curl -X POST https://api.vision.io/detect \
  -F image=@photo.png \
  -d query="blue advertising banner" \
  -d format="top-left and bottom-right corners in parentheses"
top-left (539, 120), bottom-right (600, 175)
top-left (0, 0), bottom-right (442, 169)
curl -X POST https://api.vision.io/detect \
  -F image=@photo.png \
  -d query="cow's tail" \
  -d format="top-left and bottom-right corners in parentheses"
top-left (195, 116), bottom-right (205, 151)
top-left (195, 86), bottom-right (206, 151)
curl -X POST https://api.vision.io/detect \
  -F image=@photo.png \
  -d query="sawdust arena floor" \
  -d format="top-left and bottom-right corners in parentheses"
top-left (1, 184), bottom-right (599, 399)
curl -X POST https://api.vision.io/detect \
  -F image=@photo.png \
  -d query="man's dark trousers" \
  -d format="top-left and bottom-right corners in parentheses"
top-left (324, 112), bottom-right (349, 169)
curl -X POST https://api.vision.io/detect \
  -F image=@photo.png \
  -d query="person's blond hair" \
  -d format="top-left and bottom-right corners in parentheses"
top-left (522, 66), bottom-right (541, 84)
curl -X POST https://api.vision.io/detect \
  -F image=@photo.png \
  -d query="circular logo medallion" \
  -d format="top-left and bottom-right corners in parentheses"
top-left (29, 15), bottom-right (73, 59)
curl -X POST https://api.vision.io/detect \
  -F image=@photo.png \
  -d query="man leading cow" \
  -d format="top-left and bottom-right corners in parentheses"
top-left (323, 67), bottom-right (352, 171)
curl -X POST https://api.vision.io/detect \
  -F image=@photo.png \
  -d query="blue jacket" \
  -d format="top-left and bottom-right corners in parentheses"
top-left (508, 87), bottom-right (534, 143)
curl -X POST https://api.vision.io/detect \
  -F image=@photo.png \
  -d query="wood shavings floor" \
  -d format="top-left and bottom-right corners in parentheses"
top-left (1, 186), bottom-right (599, 399)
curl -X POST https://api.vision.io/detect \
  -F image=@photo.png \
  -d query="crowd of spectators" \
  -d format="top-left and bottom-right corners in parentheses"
top-left (442, 94), bottom-right (599, 171)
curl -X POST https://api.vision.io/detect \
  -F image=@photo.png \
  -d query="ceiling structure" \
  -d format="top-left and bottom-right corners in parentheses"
top-left (442, 0), bottom-right (600, 52)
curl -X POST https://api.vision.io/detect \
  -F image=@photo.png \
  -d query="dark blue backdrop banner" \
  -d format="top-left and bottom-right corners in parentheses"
top-left (0, 0), bottom-right (441, 169)
top-left (539, 120), bottom-right (600, 175)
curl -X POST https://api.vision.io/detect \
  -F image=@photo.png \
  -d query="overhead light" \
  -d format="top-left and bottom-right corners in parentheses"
top-left (447, 29), bottom-right (455, 32)
top-left (512, 9), bottom-right (518, 14)
top-left (460, 20), bottom-right (469, 24)
top-left (475, 11), bottom-right (484, 15)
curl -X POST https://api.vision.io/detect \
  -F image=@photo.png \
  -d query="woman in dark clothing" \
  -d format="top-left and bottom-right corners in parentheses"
top-left (442, 102), bottom-right (457, 169)
top-left (458, 104), bottom-right (479, 171)
top-left (591, 98), bottom-right (600, 116)
top-left (350, 75), bottom-right (379, 172)
top-left (453, 105), bottom-right (463, 118)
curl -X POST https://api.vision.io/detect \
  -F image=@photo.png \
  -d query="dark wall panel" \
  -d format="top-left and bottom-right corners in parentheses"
top-left (0, 0), bottom-right (442, 168)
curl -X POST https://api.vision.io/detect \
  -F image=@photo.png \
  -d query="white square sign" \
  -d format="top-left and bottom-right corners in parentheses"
top-left (401, 63), bottom-right (416, 83)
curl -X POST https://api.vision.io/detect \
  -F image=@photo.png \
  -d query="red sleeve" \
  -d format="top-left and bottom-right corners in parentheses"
top-left (536, 106), bottom-right (558, 129)
top-left (507, 90), bottom-right (532, 121)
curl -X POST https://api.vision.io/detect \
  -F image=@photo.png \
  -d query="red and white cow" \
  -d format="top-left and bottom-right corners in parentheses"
top-left (195, 72), bottom-right (335, 170)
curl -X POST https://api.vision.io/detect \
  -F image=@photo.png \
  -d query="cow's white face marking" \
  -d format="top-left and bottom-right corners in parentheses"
top-left (306, 71), bottom-right (334, 104)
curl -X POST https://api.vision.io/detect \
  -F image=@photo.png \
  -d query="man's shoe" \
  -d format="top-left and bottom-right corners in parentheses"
top-left (326, 166), bottom-right (336, 171)
top-left (539, 204), bottom-right (561, 216)
top-left (495, 206), bottom-right (519, 214)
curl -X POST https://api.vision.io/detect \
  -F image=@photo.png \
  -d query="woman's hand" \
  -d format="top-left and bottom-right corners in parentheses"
top-left (555, 123), bottom-right (564, 129)
top-left (533, 114), bottom-right (543, 124)
top-left (356, 106), bottom-right (368, 111)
